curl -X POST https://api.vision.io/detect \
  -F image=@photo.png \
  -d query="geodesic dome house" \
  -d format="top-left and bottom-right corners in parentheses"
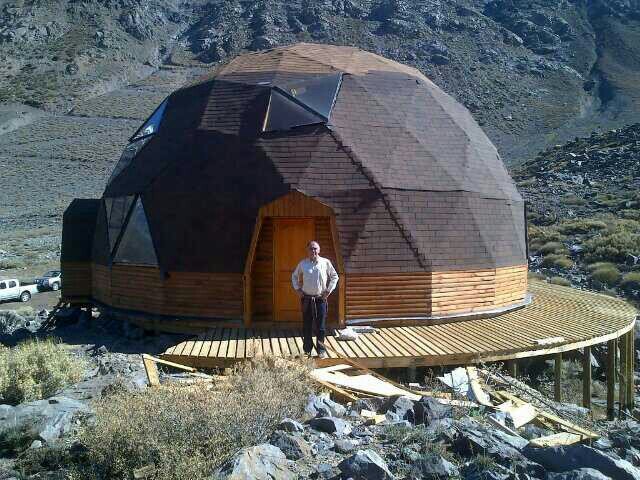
top-left (61, 43), bottom-right (528, 333)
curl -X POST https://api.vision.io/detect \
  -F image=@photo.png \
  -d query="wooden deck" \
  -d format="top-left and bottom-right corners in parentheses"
top-left (161, 282), bottom-right (637, 369)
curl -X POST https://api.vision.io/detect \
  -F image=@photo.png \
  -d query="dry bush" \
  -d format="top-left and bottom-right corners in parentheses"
top-left (557, 218), bottom-right (607, 235)
top-left (541, 254), bottom-right (573, 269)
top-left (583, 231), bottom-right (640, 263)
top-left (537, 241), bottom-right (567, 255)
top-left (0, 338), bottom-right (85, 405)
top-left (549, 276), bottom-right (571, 287)
top-left (620, 271), bottom-right (640, 294)
top-left (71, 356), bottom-right (315, 480)
top-left (589, 265), bottom-right (621, 286)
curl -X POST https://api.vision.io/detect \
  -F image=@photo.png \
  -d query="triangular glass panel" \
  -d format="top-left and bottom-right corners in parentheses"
top-left (105, 196), bottom-right (135, 254)
top-left (106, 136), bottom-right (151, 187)
top-left (131, 99), bottom-right (168, 141)
top-left (279, 73), bottom-right (342, 119)
top-left (113, 197), bottom-right (158, 266)
top-left (263, 89), bottom-right (324, 132)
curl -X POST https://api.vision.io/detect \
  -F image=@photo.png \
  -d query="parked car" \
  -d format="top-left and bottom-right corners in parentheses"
top-left (36, 270), bottom-right (62, 291)
top-left (0, 279), bottom-right (39, 303)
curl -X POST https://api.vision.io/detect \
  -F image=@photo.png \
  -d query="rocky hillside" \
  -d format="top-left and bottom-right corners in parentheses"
top-left (514, 124), bottom-right (640, 299)
top-left (1, 0), bottom-right (640, 277)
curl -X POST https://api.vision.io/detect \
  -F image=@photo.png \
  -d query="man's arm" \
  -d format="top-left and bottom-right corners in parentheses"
top-left (291, 261), bottom-right (303, 295)
top-left (325, 260), bottom-right (339, 295)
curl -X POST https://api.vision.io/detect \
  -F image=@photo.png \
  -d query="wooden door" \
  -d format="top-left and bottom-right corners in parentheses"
top-left (273, 218), bottom-right (314, 322)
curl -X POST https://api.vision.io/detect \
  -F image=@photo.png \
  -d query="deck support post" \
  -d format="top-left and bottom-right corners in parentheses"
top-left (627, 327), bottom-right (635, 409)
top-left (507, 360), bottom-right (517, 378)
top-left (582, 346), bottom-right (591, 410)
top-left (620, 333), bottom-right (627, 415)
top-left (554, 352), bottom-right (562, 402)
top-left (607, 339), bottom-right (616, 420)
top-left (407, 365), bottom-right (417, 383)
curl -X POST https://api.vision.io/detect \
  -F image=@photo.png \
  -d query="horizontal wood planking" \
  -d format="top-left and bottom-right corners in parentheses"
top-left (61, 262), bottom-right (92, 298)
top-left (92, 263), bottom-right (243, 319)
top-left (161, 280), bottom-right (637, 369)
top-left (260, 191), bottom-right (333, 218)
top-left (346, 265), bottom-right (527, 319)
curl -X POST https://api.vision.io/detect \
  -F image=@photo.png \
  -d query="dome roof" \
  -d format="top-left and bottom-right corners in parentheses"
top-left (98, 43), bottom-right (525, 274)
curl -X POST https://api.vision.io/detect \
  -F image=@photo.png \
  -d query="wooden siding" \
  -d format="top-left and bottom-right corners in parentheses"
top-left (61, 261), bottom-right (92, 299)
top-left (346, 265), bottom-right (528, 320)
top-left (252, 218), bottom-right (274, 321)
top-left (261, 190), bottom-right (333, 218)
top-left (92, 263), bottom-right (243, 319)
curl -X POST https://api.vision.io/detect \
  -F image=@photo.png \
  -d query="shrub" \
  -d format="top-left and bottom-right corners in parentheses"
top-left (583, 231), bottom-right (640, 263)
top-left (0, 338), bottom-right (85, 405)
top-left (0, 259), bottom-right (20, 270)
top-left (620, 209), bottom-right (640, 221)
top-left (549, 276), bottom-right (571, 287)
top-left (71, 357), bottom-right (315, 480)
top-left (589, 265), bottom-right (621, 286)
top-left (562, 194), bottom-right (586, 206)
top-left (537, 242), bottom-right (567, 255)
top-left (557, 218), bottom-right (607, 235)
top-left (620, 272), bottom-right (640, 294)
top-left (541, 254), bottom-right (573, 269)
top-left (587, 262), bottom-right (618, 272)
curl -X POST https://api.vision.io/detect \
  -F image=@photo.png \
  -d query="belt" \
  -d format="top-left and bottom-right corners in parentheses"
top-left (302, 293), bottom-right (323, 299)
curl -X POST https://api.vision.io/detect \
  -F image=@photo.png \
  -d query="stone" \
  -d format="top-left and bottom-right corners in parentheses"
top-left (314, 463), bottom-right (337, 479)
top-left (307, 417), bottom-right (352, 436)
top-left (547, 468), bottom-right (611, 480)
top-left (334, 438), bottom-right (358, 454)
top-left (382, 396), bottom-right (416, 422)
top-left (305, 393), bottom-right (346, 417)
top-left (269, 431), bottom-right (311, 460)
top-left (0, 396), bottom-right (92, 445)
top-left (219, 444), bottom-right (295, 480)
top-left (353, 397), bottom-right (386, 413)
top-left (523, 444), bottom-right (640, 480)
top-left (414, 397), bottom-right (452, 425)
top-left (410, 452), bottom-right (459, 478)
top-left (338, 449), bottom-right (395, 480)
top-left (277, 418), bottom-right (304, 433)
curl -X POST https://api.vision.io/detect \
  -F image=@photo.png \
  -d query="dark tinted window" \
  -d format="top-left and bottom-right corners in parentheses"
top-left (8, 281), bottom-right (16, 288)
top-left (105, 196), bottom-right (135, 254)
top-left (113, 197), bottom-right (158, 266)
top-left (263, 90), bottom-right (324, 132)
top-left (107, 136), bottom-right (151, 186)
top-left (281, 73), bottom-right (342, 119)
top-left (131, 99), bottom-right (168, 141)
top-left (0, 283), bottom-right (6, 289)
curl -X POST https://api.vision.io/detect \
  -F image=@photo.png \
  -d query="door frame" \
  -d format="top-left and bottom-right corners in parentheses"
top-left (243, 191), bottom-right (345, 328)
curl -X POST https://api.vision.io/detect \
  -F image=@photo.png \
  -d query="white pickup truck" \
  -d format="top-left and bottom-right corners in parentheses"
top-left (0, 279), bottom-right (39, 303)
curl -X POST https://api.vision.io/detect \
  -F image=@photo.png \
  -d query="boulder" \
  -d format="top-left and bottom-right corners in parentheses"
top-left (414, 397), bottom-right (452, 425)
top-left (334, 438), bottom-right (359, 454)
top-left (268, 431), bottom-right (311, 460)
top-left (382, 396), bottom-right (416, 423)
top-left (410, 452), bottom-right (459, 478)
top-left (307, 417), bottom-right (352, 436)
top-left (219, 444), bottom-right (295, 480)
top-left (547, 468), bottom-right (611, 480)
top-left (0, 396), bottom-right (92, 444)
top-left (277, 418), bottom-right (304, 433)
top-left (338, 449), bottom-right (395, 480)
top-left (305, 393), bottom-right (346, 417)
top-left (523, 444), bottom-right (640, 480)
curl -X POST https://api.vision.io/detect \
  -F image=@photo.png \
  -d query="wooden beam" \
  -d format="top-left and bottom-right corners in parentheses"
top-left (627, 327), bottom-right (635, 409)
top-left (607, 339), bottom-right (616, 420)
top-left (243, 215), bottom-right (263, 328)
top-left (329, 215), bottom-right (346, 327)
top-left (554, 352), bottom-right (562, 402)
top-left (507, 360), bottom-right (517, 378)
top-left (619, 331), bottom-right (627, 414)
top-left (582, 346), bottom-right (591, 410)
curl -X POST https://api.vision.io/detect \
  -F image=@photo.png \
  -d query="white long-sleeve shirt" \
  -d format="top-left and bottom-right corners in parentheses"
top-left (291, 256), bottom-right (339, 296)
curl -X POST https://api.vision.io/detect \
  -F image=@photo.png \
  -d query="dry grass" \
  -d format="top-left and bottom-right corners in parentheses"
top-left (0, 338), bottom-right (85, 405)
top-left (71, 356), bottom-right (316, 480)
top-left (541, 254), bottom-right (573, 269)
top-left (549, 276), bottom-right (571, 287)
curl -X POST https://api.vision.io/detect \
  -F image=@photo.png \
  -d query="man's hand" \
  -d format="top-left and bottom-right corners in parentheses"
top-left (296, 289), bottom-right (304, 298)
top-left (321, 290), bottom-right (329, 300)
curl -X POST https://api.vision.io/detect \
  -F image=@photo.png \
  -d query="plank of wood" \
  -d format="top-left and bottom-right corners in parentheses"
top-left (142, 354), bottom-right (197, 373)
top-left (312, 370), bottom-right (420, 400)
top-left (142, 355), bottom-right (161, 387)
top-left (529, 432), bottom-right (585, 448)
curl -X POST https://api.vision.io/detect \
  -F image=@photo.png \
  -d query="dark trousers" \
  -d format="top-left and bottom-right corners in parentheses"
top-left (301, 296), bottom-right (327, 354)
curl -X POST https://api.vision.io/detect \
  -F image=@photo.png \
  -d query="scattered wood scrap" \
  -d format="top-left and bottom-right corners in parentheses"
top-left (141, 354), bottom-right (218, 387)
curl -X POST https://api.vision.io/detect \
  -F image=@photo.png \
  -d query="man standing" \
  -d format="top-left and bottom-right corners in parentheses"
top-left (291, 240), bottom-right (339, 358)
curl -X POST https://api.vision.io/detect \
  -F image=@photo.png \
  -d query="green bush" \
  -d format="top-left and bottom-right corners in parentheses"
top-left (620, 272), bottom-right (640, 294)
top-left (620, 209), bottom-right (640, 221)
top-left (549, 276), bottom-right (571, 287)
top-left (71, 357), bottom-right (315, 480)
top-left (589, 265), bottom-right (621, 286)
top-left (583, 231), bottom-right (640, 263)
top-left (587, 262), bottom-right (618, 272)
top-left (562, 194), bottom-right (586, 206)
top-left (0, 339), bottom-right (85, 405)
top-left (557, 218), bottom-right (607, 235)
top-left (541, 254), bottom-right (573, 269)
top-left (537, 242), bottom-right (567, 255)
